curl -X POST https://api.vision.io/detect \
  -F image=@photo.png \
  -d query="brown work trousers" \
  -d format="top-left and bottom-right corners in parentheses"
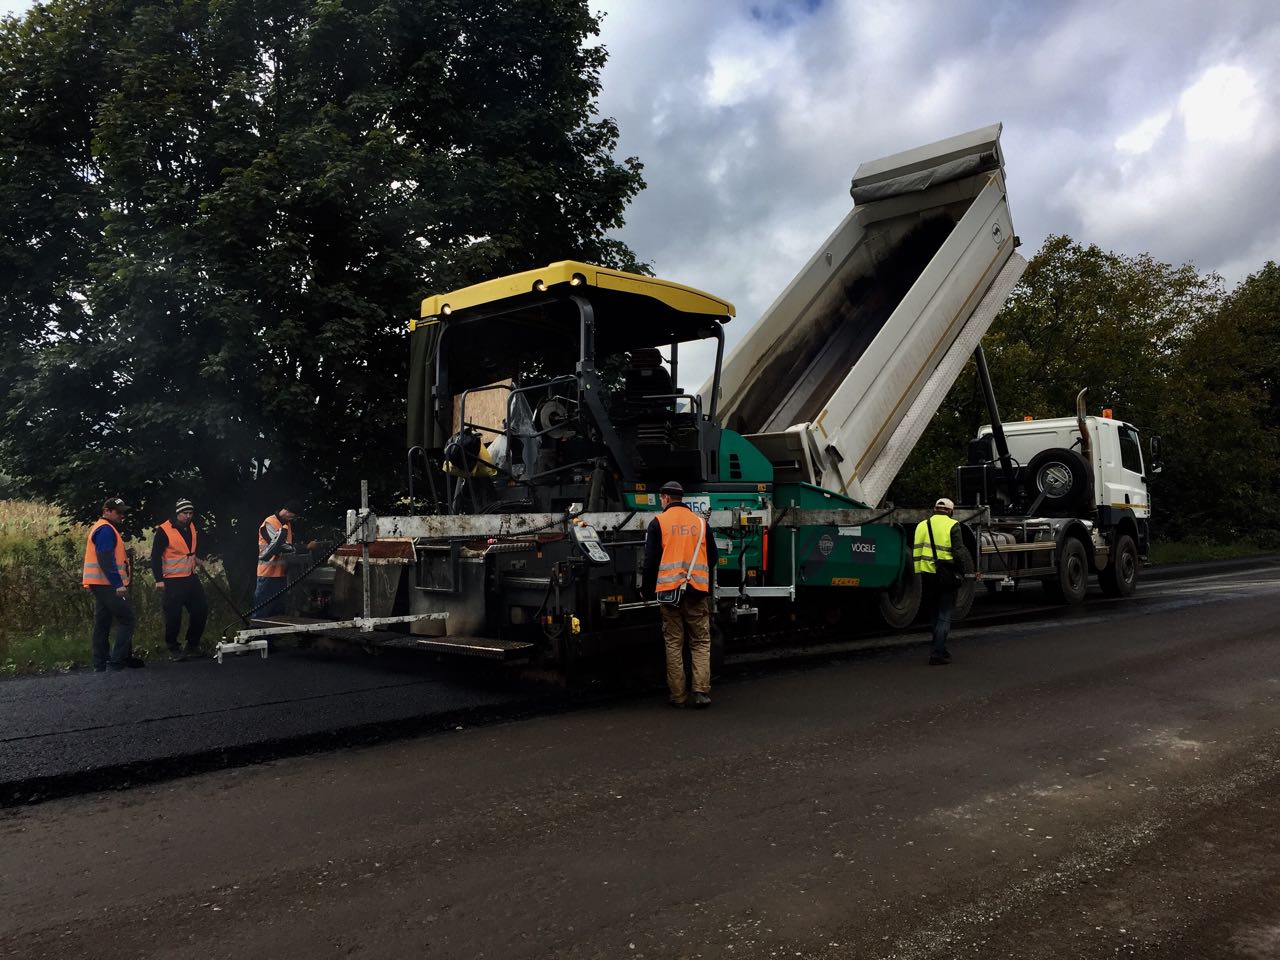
top-left (660, 589), bottom-right (711, 703)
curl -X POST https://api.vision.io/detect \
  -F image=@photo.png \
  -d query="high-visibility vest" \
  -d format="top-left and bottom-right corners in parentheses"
top-left (655, 506), bottom-right (710, 593)
top-left (912, 514), bottom-right (958, 575)
top-left (158, 520), bottom-right (198, 579)
top-left (257, 514), bottom-right (293, 578)
top-left (82, 518), bottom-right (131, 588)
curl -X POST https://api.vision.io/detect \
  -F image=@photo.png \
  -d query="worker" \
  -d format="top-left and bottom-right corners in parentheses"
top-left (642, 481), bottom-right (719, 708)
top-left (150, 498), bottom-right (207, 660)
top-left (254, 501), bottom-right (301, 618)
top-left (913, 497), bottom-right (961, 665)
top-left (81, 497), bottom-right (144, 671)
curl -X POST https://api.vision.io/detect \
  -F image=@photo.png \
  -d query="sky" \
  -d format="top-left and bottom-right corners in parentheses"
top-left (589, 0), bottom-right (1280, 385)
top-left (3, 0), bottom-right (1277, 389)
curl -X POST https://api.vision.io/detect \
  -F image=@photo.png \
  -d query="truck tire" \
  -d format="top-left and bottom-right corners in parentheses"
top-left (1099, 533), bottom-right (1138, 598)
top-left (1042, 537), bottom-right (1089, 604)
top-left (1026, 447), bottom-right (1089, 515)
top-left (952, 544), bottom-right (977, 622)
top-left (877, 567), bottom-right (922, 629)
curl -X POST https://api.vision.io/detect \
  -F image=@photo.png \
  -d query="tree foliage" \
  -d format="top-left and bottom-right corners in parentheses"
top-left (892, 237), bottom-right (1280, 545)
top-left (0, 0), bottom-right (645, 588)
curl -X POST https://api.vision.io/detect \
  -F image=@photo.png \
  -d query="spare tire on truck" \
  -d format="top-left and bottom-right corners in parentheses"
top-left (1025, 447), bottom-right (1089, 515)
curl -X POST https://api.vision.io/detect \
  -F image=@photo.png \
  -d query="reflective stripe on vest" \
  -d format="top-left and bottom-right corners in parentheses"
top-left (82, 518), bottom-right (131, 588)
top-left (257, 514), bottom-right (293, 578)
top-left (655, 507), bottom-right (710, 592)
top-left (912, 514), bottom-right (957, 575)
top-left (159, 520), bottom-right (197, 579)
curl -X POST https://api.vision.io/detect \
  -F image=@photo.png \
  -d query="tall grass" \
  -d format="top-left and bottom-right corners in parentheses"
top-left (0, 500), bottom-right (246, 675)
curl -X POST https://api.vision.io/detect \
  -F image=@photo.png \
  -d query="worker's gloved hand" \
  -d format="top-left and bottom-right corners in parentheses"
top-left (154, 580), bottom-right (165, 591)
top-left (306, 540), bottom-right (319, 552)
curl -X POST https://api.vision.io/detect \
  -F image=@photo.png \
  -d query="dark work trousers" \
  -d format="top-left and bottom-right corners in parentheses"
top-left (162, 575), bottom-right (208, 652)
top-left (253, 576), bottom-right (288, 618)
top-left (89, 585), bottom-right (135, 669)
top-left (931, 579), bottom-right (955, 656)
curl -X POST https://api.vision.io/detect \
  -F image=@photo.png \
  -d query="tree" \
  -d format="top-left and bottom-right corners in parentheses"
top-left (1161, 261), bottom-right (1280, 542)
top-left (0, 0), bottom-right (645, 593)
top-left (890, 235), bottom-right (1234, 542)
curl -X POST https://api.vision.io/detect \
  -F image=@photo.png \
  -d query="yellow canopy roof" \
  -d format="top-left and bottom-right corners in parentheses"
top-left (417, 261), bottom-right (735, 326)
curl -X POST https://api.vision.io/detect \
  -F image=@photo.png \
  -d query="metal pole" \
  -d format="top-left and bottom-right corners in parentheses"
top-left (972, 345), bottom-right (1017, 497)
top-left (361, 479), bottom-right (371, 624)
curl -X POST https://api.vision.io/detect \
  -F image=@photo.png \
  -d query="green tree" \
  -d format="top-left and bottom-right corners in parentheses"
top-left (0, 0), bottom-right (645, 593)
top-left (891, 235), bottom-right (1231, 542)
top-left (1161, 261), bottom-right (1280, 542)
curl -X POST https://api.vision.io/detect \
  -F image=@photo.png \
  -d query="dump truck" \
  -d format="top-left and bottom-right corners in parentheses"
top-left (226, 122), bottom-right (1153, 667)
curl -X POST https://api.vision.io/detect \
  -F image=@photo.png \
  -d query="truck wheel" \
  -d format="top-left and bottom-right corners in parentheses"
top-left (952, 544), bottom-right (977, 622)
top-left (877, 567), bottom-right (922, 629)
top-left (1099, 533), bottom-right (1138, 598)
top-left (1043, 537), bottom-right (1088, 604)
top-left (1026, 447), bottom-right (1089, 515)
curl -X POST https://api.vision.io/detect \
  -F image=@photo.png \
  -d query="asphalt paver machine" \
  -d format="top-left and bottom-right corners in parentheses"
top-left (310, 122), bottom-right (1029, 667)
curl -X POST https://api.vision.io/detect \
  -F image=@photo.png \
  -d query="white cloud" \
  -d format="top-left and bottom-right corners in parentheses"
top-left (1178, 64), bottom-right (1261, 144)
top-left (592, 0), bottom-right (1280, 388)
top-left (1115, 110), bottom-right (1172, 155)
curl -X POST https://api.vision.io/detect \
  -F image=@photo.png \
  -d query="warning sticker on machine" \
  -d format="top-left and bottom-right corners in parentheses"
top-left (831, 577), bottom-right (861, 586)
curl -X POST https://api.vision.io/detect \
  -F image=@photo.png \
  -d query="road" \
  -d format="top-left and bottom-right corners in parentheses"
top-left (3, 566), bottom-right (1280, 959)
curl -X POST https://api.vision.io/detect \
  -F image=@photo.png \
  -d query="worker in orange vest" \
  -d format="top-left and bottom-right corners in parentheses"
top-left (150, 498), bottom-right (207, 660)
top-left (642, 481), bottom-right (719, 708)
top-left (254, 501), bottom-right (302, 618)
top-left (81, 497), bottom-right (144, 671)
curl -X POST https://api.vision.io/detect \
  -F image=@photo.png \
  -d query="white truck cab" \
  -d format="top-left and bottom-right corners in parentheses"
top-left (977, 414), bottom-right (1151, 521)
top-left (961, 406), bottom-right (1154, 603)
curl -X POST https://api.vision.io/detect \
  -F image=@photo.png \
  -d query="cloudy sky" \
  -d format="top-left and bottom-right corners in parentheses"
top-left (591, 0), bottom-right (1280, 382)
top-left (3, 0), bottom-right (1277, 387)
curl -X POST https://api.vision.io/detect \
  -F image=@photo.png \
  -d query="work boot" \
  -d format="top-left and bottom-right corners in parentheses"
top-left (668, 698), bottom-right (687, 709)
top-left (928, 654), bottom-right (951, 666)
top-left (123, 655), bottom-right (146, 669)
top-left (168, 648), bottom-right (186, 662)
top-left (183, 645), bottom-right (202, 660)
top-left (693, 692), bottom-right (712, 708)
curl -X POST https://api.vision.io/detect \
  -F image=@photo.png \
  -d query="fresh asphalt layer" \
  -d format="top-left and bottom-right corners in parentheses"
top-left (2, 556), bottom-right (1276, 807)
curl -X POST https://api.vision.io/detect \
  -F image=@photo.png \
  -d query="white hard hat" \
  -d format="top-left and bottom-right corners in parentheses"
top-left (935, 497), bottom-right (955, 511)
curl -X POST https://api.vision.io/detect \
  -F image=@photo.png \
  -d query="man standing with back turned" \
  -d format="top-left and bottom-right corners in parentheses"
top-left (913, 497), bottom-right (961, 665)
top-left (643, 481), bottom-right (719, 708)
top-left (82, 497), bottom-right (144, 671)
top-left (151, 498), bottom-right (207, 660)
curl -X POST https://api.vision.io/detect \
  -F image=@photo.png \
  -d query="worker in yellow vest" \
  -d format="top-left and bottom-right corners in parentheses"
top-left (913, 497), bottom-right (961, 665)
top-left (254, 502), bottom-right (301, 617)
top-left (642, 481), bottom-right (719, 708)
top-left (81, 497), bottom-right (144, 671)
top-left (150, 498), bottom-right (207, 660)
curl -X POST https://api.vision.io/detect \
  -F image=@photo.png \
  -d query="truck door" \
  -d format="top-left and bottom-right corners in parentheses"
top-left (1104, 423), bottom-right (1149, 519)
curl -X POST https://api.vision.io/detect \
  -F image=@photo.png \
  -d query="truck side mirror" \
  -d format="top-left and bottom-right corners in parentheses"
top-left (1148, 435), bottom-right (1163, 474)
